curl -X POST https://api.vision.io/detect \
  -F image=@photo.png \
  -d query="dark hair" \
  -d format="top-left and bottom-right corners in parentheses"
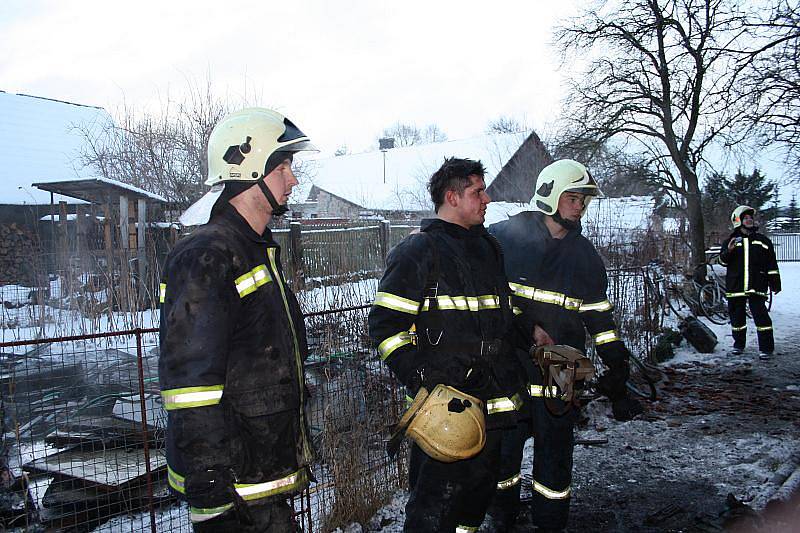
top-left (428, 157), bottom-right (486, 212)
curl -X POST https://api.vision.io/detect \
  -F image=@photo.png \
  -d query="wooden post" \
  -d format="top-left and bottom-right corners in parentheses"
top-left (119, 195), bottom-right (131, 311)
top-left (137, 199), bottom-right (148, 307)
top-left (379, 220), bottom-right (391, 267)
top-left (289, 221), bottom-right (305, 291)
top-left (75, 204), bottom-right (89, 273)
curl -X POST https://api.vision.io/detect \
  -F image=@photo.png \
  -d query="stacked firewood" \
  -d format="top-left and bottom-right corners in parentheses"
top-left (0, 223), bottom-right (39, 284)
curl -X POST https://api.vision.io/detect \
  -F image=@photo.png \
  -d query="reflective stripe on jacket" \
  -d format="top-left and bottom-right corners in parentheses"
top-left (719, 229), bottom-right (781, 297)
top-left (158, 208), bottom-right (311, 509)
top-left (368, 218), bottom-right (526, 427)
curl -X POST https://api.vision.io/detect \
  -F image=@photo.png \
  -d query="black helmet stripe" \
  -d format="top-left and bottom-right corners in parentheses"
top-left (278, 118), bottom-right (307, 143)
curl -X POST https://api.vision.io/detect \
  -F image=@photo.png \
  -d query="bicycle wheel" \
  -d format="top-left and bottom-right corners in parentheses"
top-left (627, 354), bottom-right (658, 401)
top-left (698, 283), bottom-right (727, 325)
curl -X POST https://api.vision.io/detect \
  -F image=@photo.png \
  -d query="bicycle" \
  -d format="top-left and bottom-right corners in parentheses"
top-left (644, 263), bottom-right (728, 325)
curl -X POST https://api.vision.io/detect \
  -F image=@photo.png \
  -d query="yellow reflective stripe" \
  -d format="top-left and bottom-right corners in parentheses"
top-left (162, 385), bottom-right (224, 410)
top-left (497, 472), bottom-right (522, 490)
top-left (731, 325), bottom-right (747, 332)
top-left (533, 480), bottom-right (571, 499)
top-left (744, 237), bottom-right (750, 291)
top-left (159, 283), bottom-right (166, 303)
top-left (579, 299), bottom-right (613, 313)
top-left (374, 292), bottom-right (421, 315)
top-left (235, 469), bottom-right (307, 501)
top-left (168, 465), bottom-right (185, 493)
top-left (267, 248), bottom-right (312, 464)
top-left (420, 294), bottom-right (502, 312)
top-left (719, 257), bottom-right (727, 266)
top-left (726, 292), bottom-right (747, 298)
top-left (754, 241), bottom-right (769, 250)
top-left (748, 290), bottom-right (769, 297)
top-left (757, 326), bottom-right (773, 331)
top-left (190, 503), bottom-right (234, 523)
top-left (529, 384), bottom-right (560, 398)
top-left (509, 282), bottom-right (582, 311)
top-left (593, 329), bottom-right (620, 345)
top-left (235, 264), bottom-right (272, 297)
top-left (486, 394), bottom-right (523, 414)
top-left (512, 306), bottom-right (523, 315)
top-left (456, 527), bottom-right (478, 533)
top-left (768, 270), bottom-right (779, 275)
top-left (378, 331), bottom-right (413, 360)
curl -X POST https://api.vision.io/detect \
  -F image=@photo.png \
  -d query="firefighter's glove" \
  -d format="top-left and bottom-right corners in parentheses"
top-left (612, 397), bottom-right (644, 422)
top-left (184, 468), bottom-right (235, 510)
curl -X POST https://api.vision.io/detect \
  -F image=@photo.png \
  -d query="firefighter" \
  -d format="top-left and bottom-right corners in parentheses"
top-left (368, 157), bottom-right (526, 532)
top-left (719, 205), bottom-right (781, 358)
top-left (487, 159), bottom-right (643, 532)
top-left (158, 108), bottom-right (316, 532)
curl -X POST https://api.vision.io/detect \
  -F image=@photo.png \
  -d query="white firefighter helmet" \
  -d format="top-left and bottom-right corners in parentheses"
top-left (404, 384), bottom-right (486, 463)
top-left (731, 205), bottom-right (756, 229)
top-left (180, 107), bottom-right (316, 226)
top-left (532, 159), bottom-right (602, 216)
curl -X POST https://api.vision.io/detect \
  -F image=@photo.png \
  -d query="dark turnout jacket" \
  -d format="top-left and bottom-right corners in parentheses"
top-left (719, 228), bottom-right (781, 297)
top-left (368, 218), bottom-right (526, 427)
top-left (158, 208), bottom-right (311, 519)
top-left (489, 211), bottom-right (629, 400)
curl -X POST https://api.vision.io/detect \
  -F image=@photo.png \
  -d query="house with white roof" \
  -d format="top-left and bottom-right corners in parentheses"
top-left (0, 92), bottom-right (166, 283)
top-left (292, 130), bottom-right (552, 220)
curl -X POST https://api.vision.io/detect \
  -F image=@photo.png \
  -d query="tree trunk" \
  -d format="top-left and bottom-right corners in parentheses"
top-left (684, 180), bottom-right (706, 280)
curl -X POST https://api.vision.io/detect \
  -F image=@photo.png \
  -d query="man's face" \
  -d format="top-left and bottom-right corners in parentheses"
top-left (742, 212), bottom-right (755, 228)
top-left (557, 191), bottom-right (588, 222)
top-left (263, 158), bottom-right (298, 210)
top-left (451, 175), bottom-right (491, 228)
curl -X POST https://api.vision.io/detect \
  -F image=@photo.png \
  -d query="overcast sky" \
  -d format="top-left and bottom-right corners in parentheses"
top-left (0, 0), bottom-right (579, 154)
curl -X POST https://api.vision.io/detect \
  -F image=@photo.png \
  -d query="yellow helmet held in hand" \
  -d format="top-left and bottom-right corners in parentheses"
top-left (404, 384), bottom-right (486, 463)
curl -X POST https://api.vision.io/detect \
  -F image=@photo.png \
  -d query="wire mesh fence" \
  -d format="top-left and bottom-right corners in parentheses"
top-left (1, 307), bottom-right (407, 532)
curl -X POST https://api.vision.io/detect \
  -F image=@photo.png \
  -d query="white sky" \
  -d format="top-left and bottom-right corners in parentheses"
top-left (1, 0), bottom-right (793, 203)
top-left (0, 0), bottom-right (578, 154)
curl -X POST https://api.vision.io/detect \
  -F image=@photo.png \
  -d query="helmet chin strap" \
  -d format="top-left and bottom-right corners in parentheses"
top-left (552, 210), bottom-right (580, 231)
top-left (257, 179), bottom-right (288, 217)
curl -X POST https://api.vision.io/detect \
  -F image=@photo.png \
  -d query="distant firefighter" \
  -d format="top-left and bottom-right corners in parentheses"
top-left (719, 205), bottom-right (781, 359)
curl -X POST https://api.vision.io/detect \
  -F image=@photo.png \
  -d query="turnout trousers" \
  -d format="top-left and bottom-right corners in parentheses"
top-left (192, 499), bottom-right (297, 533)
top-left (404, 429), bottom-right (501, 532)
top-left (489, 366), bottom-right (575, 531)
top-left (728, 295), bottom-right (774, 353)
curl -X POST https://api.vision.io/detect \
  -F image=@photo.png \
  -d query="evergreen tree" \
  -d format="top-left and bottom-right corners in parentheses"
top-left (787, 195), bottom-right (800, 232)
top-left (726, 168), bottom-right (776, 211)
top-left (702, 168), bottom-right (777, 237)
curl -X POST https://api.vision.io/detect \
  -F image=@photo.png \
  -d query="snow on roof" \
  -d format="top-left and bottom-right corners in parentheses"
top-left (485, 195), bottom-right (658, 236)
top-left (298, 132), bottom-right (528, 211)
top-left (33, 176), bottom-right (167, 203)
top-left (0, 91), bottom-right (113, 205)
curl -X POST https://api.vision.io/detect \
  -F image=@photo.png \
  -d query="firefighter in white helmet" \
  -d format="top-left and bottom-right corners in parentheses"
top-left (369, 157), bottom-right (526, 532)
top-left (488, 159), bottom-right (643, 532)
top-left (159, 108), bottom-right (316, 532)
top-left (719, 205), bottom-right (781, 358)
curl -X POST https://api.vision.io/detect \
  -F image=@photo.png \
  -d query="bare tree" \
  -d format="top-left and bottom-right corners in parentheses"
top-left (77, 80), bottom-right (229, 209)
top-left (747, 0), bottom-right (800, 172)
top-left (555, 0), bottom-right (768, 269)
top-left (381, 122), bottom-right (422, 147)
top-left (486, 115), bottom-right (526, 134)
top-left (379, 122), bottom-right (448, 147)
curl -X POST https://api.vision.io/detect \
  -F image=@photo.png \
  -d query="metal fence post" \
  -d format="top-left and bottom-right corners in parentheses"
top-left (379, 220), bottom-right (390, 267)
top-left (290, 221), bottom-right (305, 291)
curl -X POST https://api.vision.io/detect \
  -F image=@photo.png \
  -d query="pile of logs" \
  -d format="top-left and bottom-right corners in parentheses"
top-left (0, 224), bottom-right (40, 285)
